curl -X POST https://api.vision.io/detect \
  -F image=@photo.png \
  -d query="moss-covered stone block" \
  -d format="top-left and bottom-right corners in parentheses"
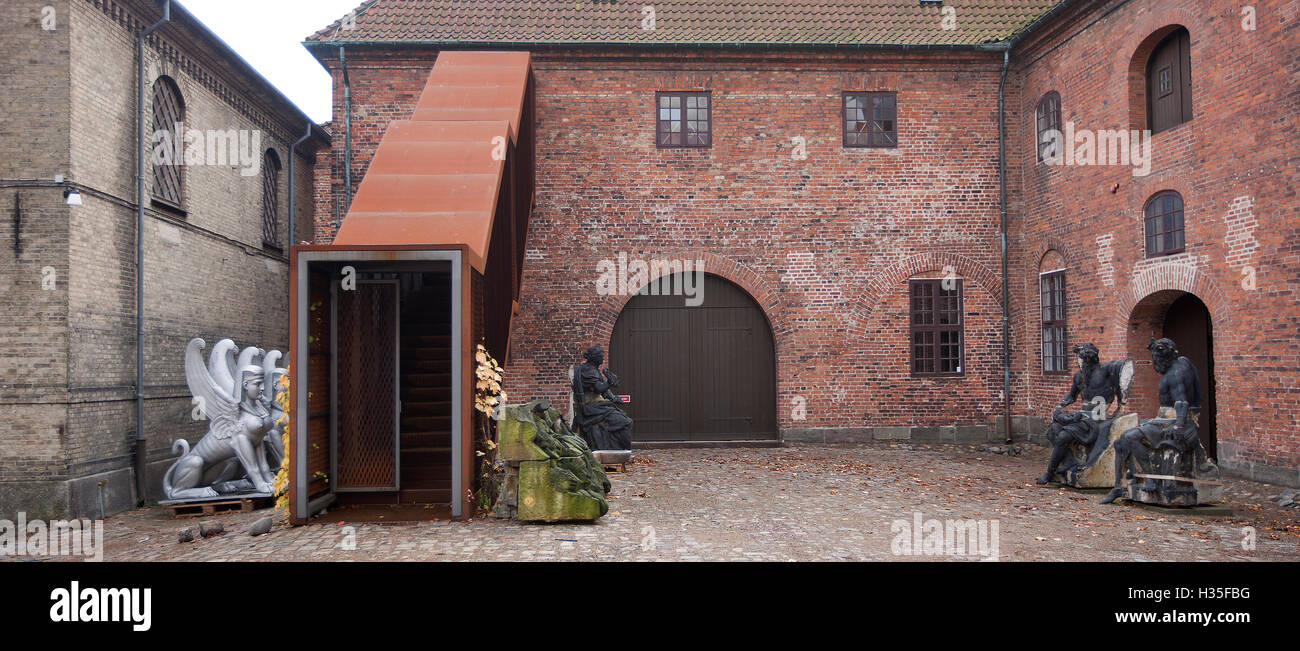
top-left (497, 401), bottom-right (553, 462)
top-left (496, 399), bottom-right (611, 522)
top-left (518, 458), bottom-right (608, 522)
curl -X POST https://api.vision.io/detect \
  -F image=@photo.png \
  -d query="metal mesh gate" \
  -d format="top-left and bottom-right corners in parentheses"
top-left (335, 280), bottom-right (400, 490)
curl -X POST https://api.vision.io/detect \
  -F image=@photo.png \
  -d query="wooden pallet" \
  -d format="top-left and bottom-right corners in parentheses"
top-left (165, 497), bottom-right (270, 519)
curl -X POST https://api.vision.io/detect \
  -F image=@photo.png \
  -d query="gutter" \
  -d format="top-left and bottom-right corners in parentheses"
top-left (287, 121), bottom-right (313, 251)
top-left (997, 49), bottom-right (1012, 444)
top-left (135, 0), bottom-right (171, 507)
top-left (340, 46), bottom-right (352, 213)
top-left (305, 39), bottom-right (1018, 52)
top-left (990, 0), bottom-right (1086, 443)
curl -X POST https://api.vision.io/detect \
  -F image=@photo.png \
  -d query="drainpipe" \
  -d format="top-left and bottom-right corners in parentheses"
top-left (135, 0), bottom-right (171, 507)
top-left (287, 121), bottom-right (313, 249)
top-left (997, 49), bottom-right (1013, 444)
top-left (287, 121), bottom-right (312, 352)
top-left (339, 47), bottom-right (352, 212)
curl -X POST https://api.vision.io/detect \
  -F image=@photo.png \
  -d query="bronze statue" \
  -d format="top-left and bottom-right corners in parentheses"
top-left (571, 345), bottom-right (633, 450)
top-left (1037, 343), bottom-right (1133, 485)
top-left (1101, 338), bottom-right (1220, 505)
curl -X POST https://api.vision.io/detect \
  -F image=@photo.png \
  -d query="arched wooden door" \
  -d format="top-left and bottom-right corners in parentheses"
top-left (1162, 293), bottom-right (1216, 459)
top-left (610, 273), bottom-right (777, 442)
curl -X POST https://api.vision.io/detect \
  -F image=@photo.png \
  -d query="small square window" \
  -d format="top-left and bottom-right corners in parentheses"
top-left (843, 91), bottom-right (897, 148)
top-left (657, 92), bottom-right (711, 148)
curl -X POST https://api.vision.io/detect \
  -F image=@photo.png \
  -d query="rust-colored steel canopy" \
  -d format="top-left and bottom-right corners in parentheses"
top-left (331, 51), bottom-right (531, 270)
top-left (411, 50), bottom-right (531, 144)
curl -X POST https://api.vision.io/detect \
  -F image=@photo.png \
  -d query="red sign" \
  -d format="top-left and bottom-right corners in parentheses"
top-left (617, 395), bottom-right (631, 403)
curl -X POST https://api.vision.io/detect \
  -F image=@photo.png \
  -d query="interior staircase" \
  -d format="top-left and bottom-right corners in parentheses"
top-left (398, 278), bottom-right (453, 505)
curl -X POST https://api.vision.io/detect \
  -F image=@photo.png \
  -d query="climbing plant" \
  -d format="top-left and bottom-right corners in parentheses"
top-left (472, 343), bottom-right (507, 514)
top-left (272, 367), bottom-right (291, 517)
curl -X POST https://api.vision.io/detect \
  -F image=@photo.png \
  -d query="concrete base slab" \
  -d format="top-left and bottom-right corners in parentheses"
top-left (1130, 501), bottom-right (1235, 517)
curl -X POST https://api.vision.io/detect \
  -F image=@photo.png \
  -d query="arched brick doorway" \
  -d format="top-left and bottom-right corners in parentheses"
top-left (609, 273), bottom-right (778, 443)
top-left (1125, 290), bottom-right (1216, 458)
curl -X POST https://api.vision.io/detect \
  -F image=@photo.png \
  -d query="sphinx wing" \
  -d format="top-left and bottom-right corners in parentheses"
top-left (208, 338), bottom-right (239, 399)
top-left (187, 338), bottom-right (239, 428)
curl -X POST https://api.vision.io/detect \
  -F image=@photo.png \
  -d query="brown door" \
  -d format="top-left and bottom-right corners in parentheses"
top-left (610, 274), bottom-right (777, 442)
top-left (334, 280), bottom-right (401, 490)
top-left (1162, 293), bottom-right (1215, 459)
top-left (1148, 29), bottom-right (1192, 133)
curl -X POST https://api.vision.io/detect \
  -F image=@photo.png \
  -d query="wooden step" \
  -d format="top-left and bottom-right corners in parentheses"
top-left (401, 464), bottom-right (453, 483)
top-left (398, 488), bottom-right (451, 504)
top-left (403, 347), bottom-right (452, 361)
top-left (402, 358), bottom-right (451, 372)
top-left (402, 415), bottom-right (450, 431)
top-left (401, 400), bottom-right (452, 416)
top-left (401, 335), bottom-right (450, 347)
top-left (401, 431), bottom-right (450, 449)
top-left (402, 387), bottom-right (451, 401)
top-left (403, 372), bottom-right (450, 385)
top-left (402, 447), bottom-right (451, 465)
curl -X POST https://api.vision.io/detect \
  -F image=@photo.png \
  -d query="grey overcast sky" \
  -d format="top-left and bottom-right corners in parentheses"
top-left (180, 0), bottom-right (365, 123)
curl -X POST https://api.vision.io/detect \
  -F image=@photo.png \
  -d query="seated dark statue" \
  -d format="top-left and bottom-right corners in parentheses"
top-left (1101, 338), bottom-right (1221, 505)
top-left (572, 345), bottom-right (634, 451)
top-left (1036, 343), bottom-right (1133, 486)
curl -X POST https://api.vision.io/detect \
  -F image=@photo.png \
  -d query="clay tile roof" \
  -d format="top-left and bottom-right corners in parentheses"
top-left (307, 1), bottom-right (1062, 47)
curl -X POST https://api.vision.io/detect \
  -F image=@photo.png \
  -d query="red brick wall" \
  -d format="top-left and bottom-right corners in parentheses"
top-left (1011, 0), bottom-right (1300, 482)
top-left (317, 47), bottom-right (1013, 432)
top-left (312, 0), bottom-right (1299, 483)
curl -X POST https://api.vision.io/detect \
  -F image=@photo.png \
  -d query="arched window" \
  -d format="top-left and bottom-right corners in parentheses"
top-left (151, 77), bottom-right (185, 209)
top-left (262, 149), bottom-right (282, 248)
top-left (1035, 91), bottom-right (1061, 162)
top-left (1039, 250), bottom-right (1067, 373)
top-left (1146, 28), bottom-right (1192, 133)
top-left (1144, 191), bottom-right (1185, 257)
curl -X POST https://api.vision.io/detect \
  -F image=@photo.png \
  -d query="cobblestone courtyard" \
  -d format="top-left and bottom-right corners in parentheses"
top-left (57, 443), bottom-right (1300, 562)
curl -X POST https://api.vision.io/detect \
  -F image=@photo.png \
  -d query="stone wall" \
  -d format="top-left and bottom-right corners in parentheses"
top-left (0, 0), bottom-right (322, 519)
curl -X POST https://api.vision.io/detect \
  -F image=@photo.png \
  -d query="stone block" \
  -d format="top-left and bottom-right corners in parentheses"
top-left (517, 458), bottom-right (607, 522)
top-left (1052, 412), bottom-right (1137, 488)
top-left (873, 426), bottom-right (911, 441)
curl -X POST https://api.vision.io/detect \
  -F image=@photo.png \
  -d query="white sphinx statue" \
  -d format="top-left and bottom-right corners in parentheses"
top-left (161, 338), bottom-right (286, 501)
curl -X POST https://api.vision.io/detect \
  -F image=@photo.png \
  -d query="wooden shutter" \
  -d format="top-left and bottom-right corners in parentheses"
top-left (151, 78), bottom-right (184, 208)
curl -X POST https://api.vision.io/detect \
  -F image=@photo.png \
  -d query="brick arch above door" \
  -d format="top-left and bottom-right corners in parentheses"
top-left (592, 249), bottom-right (788, 355)
top-left (1106, 261), bottom-right (1233, 357)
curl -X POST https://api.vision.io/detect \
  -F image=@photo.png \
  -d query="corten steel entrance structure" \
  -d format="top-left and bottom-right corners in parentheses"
top-left (288, 52), bottom-right (534, 522)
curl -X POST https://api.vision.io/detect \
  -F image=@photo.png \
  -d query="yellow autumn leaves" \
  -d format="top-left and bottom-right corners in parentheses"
top-left (272, 369), bottom-right (291, 516)
top-left (474, 344), bottom-right (507, 417)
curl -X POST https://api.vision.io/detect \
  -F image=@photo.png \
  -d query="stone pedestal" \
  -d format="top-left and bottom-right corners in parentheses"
top-left (1116, 409), bottom-right (1223, 506)
top-left (494, 399), bottom-right (609, 522)
top-left (1052, 412), bottom-right (1138, 488)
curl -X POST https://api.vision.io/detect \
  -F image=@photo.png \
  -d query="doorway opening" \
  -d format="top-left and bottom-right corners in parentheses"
top-left (1125, 290), bottom-right (1216, 459)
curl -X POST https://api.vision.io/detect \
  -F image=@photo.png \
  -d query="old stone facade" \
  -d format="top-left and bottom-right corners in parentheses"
top-left (307, 0), bottom-right (1294, 489)
top-left (0, 0), bottom-right (326, 519)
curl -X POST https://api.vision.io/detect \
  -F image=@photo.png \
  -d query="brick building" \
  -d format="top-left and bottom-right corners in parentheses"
top-left (0, 0), bottom-right (328, 519)
top-left (293, 0), bottom-right (1300, 516)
